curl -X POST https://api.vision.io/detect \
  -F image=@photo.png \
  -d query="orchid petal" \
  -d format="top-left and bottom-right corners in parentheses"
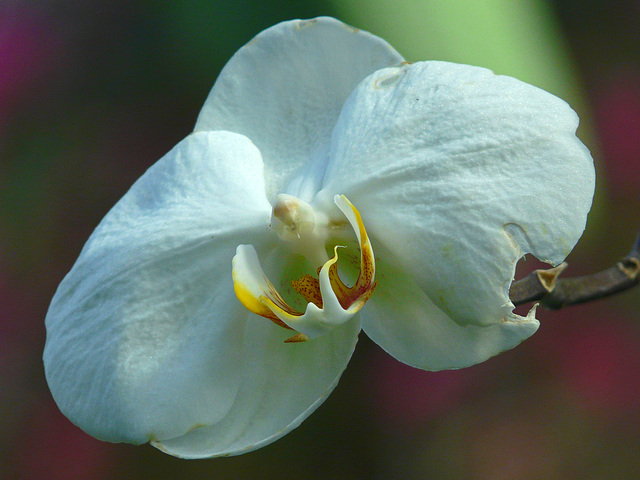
top-left (195, 17), bottom-right (403, 202)
top-left (44, 131), bottom-right (273, 443)
top-left (154, 307), bottom-right (360, 458)
top-left (318, 61), bottom-right (594, 328)
top-left (361, 260), bottom-right (538, 370)
top-left (44, 130), bottom-right (360, 457)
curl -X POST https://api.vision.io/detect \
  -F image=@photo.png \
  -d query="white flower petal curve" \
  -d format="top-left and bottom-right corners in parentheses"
top-left (361, 260), bottom-right (538, 371)
top-left (318, 61), bottom-right (594, 328)
top-left (195, 17), bottom-right (403, 202)
top-left (154, 305), bottom-right (360, 458)
top-left (44, 130), bottom-right (360, 457)
top-left (44, 131), bottom-right (272, 444)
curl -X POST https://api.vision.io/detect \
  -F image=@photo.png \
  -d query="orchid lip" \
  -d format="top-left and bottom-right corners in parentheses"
top-left (232, 195), bottom-right (376, 341)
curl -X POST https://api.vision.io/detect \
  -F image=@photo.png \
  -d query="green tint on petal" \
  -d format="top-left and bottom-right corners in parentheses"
top-left (362, 260), bottom-right (538, 371)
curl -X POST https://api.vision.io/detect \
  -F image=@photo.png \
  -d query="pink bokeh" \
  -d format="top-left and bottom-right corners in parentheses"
top-left (535, 305), bottom-right (640, 417)
top-left (594, 70), bottom-right (640, 193)
top-left (11, 400), bottom-right (118, 480)
top-left (0, 6), bottom-right (61, 132)
top-left (367, 347), bottom-right (479, 430)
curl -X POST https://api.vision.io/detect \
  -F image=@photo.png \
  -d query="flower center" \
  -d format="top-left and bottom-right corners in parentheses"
top-left (232, 195), bottom-right (376, 342)
top-left (270, 194), bottom-right (330, 267)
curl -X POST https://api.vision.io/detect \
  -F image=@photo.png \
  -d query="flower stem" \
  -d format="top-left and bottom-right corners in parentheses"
top-left (510, 231), bottom-right (640, 309)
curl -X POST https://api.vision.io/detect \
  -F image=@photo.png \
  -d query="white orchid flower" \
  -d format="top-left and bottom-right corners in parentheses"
top-left (44, 17), bottom-right (595, 458)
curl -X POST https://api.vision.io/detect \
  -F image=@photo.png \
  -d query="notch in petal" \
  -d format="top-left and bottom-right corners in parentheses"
top-left (321, 61), bottom-right (594, 328)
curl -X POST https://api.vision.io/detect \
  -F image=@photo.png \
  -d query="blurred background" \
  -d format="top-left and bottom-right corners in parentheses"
top-left (1, 0), bottom-right (639, 478)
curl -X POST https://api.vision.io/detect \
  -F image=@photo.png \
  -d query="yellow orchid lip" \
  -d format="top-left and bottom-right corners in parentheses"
top-left (232, 195), bottom-right (376, 342)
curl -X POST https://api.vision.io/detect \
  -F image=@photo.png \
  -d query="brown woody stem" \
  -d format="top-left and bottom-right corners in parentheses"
top-left (510, 233), bottom-right (640, 309)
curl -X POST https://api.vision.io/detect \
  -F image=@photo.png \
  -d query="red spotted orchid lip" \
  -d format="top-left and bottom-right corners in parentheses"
top-left (232, 195), bottom-right (376, 342)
